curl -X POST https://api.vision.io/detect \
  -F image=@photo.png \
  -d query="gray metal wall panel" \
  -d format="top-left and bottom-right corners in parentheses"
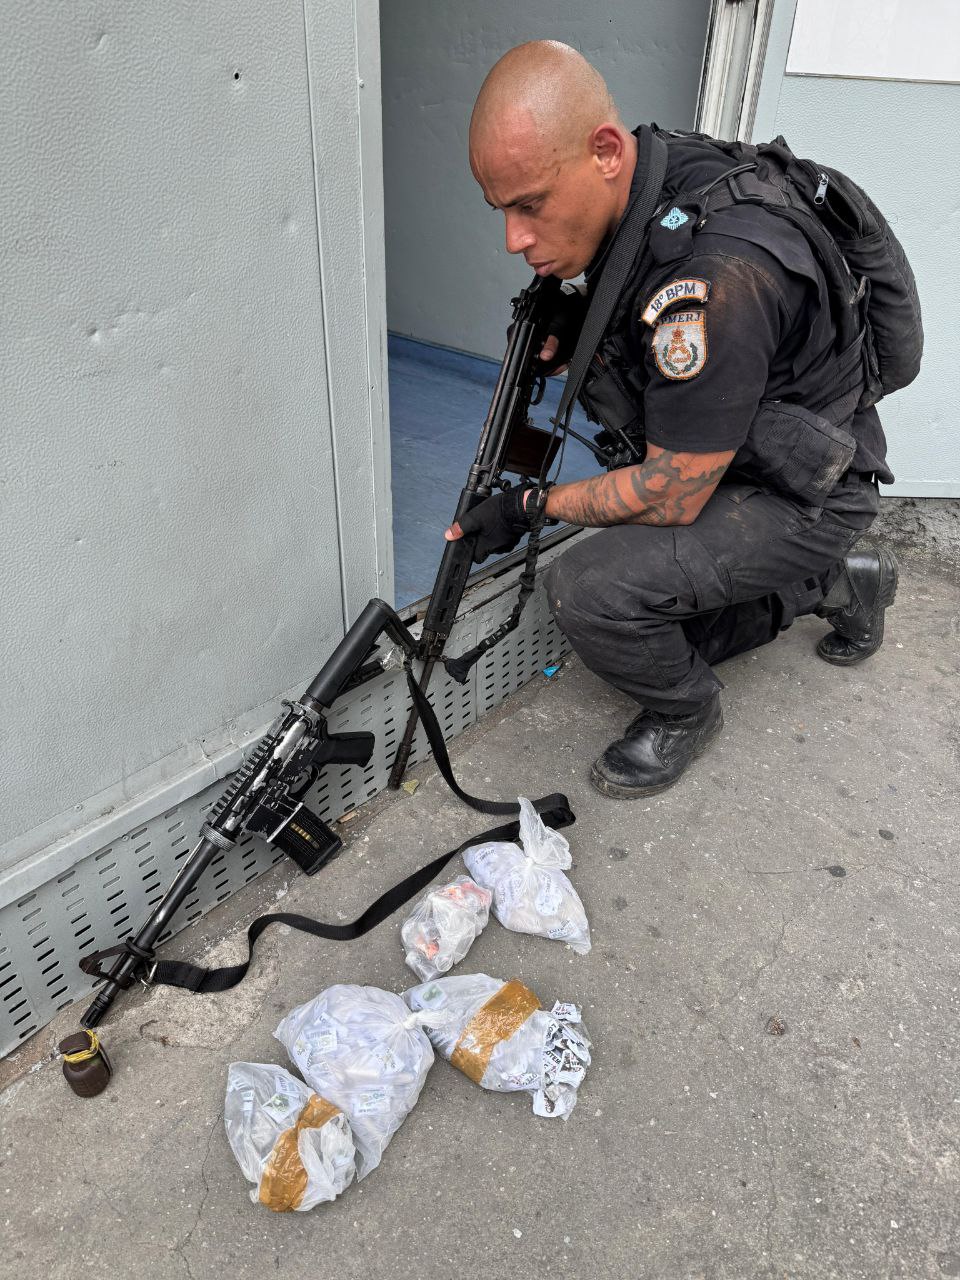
top-left (0, 558), bottom-right (572, 1056)
top-left (381, 0), bottom-right (710, 359)
top-left (302, 0), bottom-right (394, 622)
top-left (1, 2), bottom-right (389, 856)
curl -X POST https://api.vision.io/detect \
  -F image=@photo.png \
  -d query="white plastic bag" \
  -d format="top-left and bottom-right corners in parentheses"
top-left (405, 973), bottom-right (592, 1119)
top-left (401, 875), bottom-right (492, 981)
top-left (224, 1062), bottom-right (356, 1210)
top-left (274, 984), bottom-right (442, 1179)
top-left (462, 797), bottom-right (591, 954)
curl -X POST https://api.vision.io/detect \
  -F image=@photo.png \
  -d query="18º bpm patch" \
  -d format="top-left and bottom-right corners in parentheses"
top-left (641, 277), bottom-right (710, 327)
top-left (651, 310), bottom-right (707, 380)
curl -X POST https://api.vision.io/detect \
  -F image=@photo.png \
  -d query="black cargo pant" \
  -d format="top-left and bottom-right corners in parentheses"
top-left (543, 474), bottom-right (880, 715)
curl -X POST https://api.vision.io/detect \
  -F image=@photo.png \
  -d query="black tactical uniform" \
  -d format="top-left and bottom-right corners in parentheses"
top-left (543, 126), bottom-right (895, 724)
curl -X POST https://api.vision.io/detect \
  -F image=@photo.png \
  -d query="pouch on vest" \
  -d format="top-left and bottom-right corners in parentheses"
top-left (578, 344), bottom-right (649, 470)
top-left (580, 353), bottom-right (641, 433)
top-left (731, 400), bottom-right (856, 507)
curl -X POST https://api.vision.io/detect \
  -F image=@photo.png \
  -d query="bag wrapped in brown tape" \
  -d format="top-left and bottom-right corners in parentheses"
top-left (404, 973), bottom-right (592, 1119)
top-left (224, 1062), bottom-right (355, 1211)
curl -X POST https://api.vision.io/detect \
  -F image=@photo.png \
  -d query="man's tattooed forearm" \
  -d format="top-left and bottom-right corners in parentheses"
top-left (544, 445), bottom-right (734, 528)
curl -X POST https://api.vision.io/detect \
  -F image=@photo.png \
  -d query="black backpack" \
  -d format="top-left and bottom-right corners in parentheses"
top-left (670, 131), bottom-right (923, 410)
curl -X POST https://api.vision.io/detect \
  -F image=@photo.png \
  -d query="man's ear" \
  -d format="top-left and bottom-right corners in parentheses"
top-left (591, 123), bottom-right (626, 179)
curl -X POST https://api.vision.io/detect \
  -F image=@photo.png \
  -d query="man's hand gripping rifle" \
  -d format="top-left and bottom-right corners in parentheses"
top-left (388, 272), bottom-right (565, 790)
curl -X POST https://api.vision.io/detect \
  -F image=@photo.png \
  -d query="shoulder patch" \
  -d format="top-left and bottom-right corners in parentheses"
top-left (660, 206), bottom-right (689, 230)
top-left (641, 278), bottom-right (710, 327)
top-left (651, 310), bottom-right (707, 381)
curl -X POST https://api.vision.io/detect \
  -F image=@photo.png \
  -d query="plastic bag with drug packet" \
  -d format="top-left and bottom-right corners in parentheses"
top-left (404, 972), bottom-right (591, 1119)
top-left (274, 984), bottom-right (445, 1179)
top-left (401, 875), bottom-right (492, 982)
top-left (224, 1062), bottom-right (356, 1211)
top-left (462, 796), bottom-right (591, 954)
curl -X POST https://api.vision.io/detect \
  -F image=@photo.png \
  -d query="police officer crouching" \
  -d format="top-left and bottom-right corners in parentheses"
top-left (445, 41), bottom-right (907, 798)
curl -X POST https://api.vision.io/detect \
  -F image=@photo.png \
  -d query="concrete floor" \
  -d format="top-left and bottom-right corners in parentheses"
top-left (2, 557), bottom-right (958, 1280)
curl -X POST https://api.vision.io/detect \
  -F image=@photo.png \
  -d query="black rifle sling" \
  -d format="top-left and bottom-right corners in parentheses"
top-left (440, 522), bottom-right (544, 685)
top-left (142, 804), bottom-right (573, 994)
top-left (554, 128), bottom-right (668, 430)
top-left (88, 664), bottom-right (574, 995)
top-left (442, 129), bottom-right (669, 684)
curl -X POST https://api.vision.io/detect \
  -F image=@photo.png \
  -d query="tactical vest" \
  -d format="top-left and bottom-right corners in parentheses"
top-left (579, 129), bottom-right (911, 501)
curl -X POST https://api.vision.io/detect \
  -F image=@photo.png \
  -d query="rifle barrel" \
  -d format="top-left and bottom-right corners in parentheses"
top-left (80, 834), bottom-right (222, 1027)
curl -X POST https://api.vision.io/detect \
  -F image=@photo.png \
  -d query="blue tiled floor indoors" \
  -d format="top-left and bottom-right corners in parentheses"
top-left (388, 334), bottom-right (599, 608)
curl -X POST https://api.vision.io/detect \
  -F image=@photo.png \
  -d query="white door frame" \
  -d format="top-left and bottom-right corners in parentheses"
top-left (696, 0), bottom-right (778, 140)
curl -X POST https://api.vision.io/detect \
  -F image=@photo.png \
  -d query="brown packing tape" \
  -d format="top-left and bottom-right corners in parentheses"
top-left (258, 1094), bottom-right (341, 1212)
top-left (451, 979), bottom-right (541, 1085)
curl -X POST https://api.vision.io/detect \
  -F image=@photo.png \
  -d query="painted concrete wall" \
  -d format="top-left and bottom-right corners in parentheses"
top-left (1, 1), bottom-right (390, 865)
top-left (381, 0), bottom-right (710, 360)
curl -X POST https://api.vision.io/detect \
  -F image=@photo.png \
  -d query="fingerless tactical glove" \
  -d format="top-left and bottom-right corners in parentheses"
top-left (457, 485), bottom-right (551, 564)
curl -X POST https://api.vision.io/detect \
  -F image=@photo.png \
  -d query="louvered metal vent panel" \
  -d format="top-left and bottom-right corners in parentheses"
top-left (0, 578), bottom-right (568, 1056)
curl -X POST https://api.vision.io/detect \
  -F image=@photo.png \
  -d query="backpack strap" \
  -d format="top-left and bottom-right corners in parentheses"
top-left (698, 166), bottom-right (863, 353)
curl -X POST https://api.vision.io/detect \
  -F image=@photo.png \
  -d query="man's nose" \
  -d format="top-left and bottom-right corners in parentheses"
top-left (504, 214), bottom-right (535, 257)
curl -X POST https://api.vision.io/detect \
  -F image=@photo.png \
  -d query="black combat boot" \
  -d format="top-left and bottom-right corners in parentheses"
top-left (590, 693), bottom-right (723, 798)
top-left (816, 541), bottom-right (899, 666)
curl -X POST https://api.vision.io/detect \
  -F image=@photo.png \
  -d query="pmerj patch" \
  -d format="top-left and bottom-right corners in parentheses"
top-left (651, 310), bottom-right (707, 380)
top-left (641, 278), bottom-right (710, 327)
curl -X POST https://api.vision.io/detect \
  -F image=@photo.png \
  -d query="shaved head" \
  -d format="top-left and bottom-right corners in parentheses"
top-left (469, 42), bottom-right (635, 280)
top-left (470, 40), bottom-right (623, 164)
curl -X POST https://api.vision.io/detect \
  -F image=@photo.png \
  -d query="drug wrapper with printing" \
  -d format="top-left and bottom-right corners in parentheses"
top-left (405, 973), bottom-right (591, 1119)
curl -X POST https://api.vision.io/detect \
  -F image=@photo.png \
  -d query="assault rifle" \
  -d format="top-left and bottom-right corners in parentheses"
top-left (61, 129), bottom-right (679, 1086)
top-left (385, 269), bottom-right (646, 789)
top-left (387, 272), bottom-right (567, 788)
top-left (63, 594), bottom-right (574, 1095)
top-left (63, 261), bottom-right (661, 1094)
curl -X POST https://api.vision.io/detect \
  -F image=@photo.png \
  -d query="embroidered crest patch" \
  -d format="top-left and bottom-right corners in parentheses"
top-left (641, 278), bottom-right (710, 327)
top-left (660, 206), bottom-right (689, 230)
top-left (651, 310), bottom-right (707, 380)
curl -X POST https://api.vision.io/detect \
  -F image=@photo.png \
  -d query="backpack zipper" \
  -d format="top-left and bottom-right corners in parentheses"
top-left (814, 172), bottom-right (830, 206)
